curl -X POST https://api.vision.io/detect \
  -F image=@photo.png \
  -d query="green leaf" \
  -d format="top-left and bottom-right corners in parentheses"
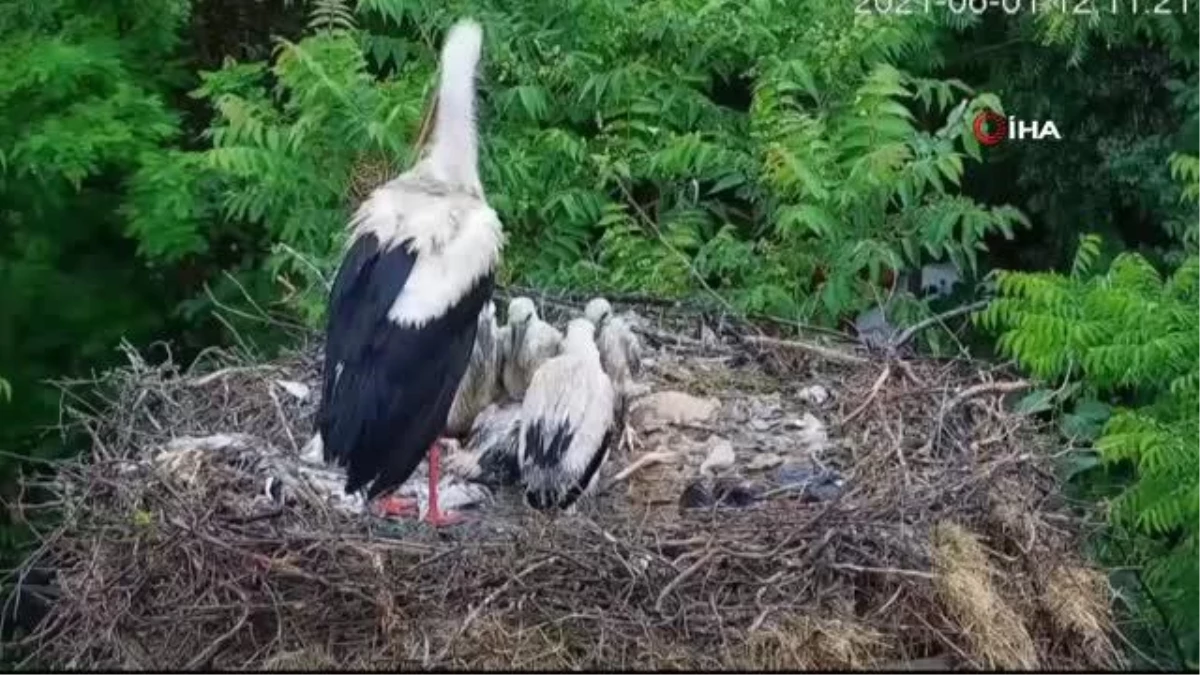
top-left (1013, 388), bottom-right (1056, 415)
top-left (709, 172), bottom-right (746, 194)
top-left (1058, 449), bottom-right (1102, 481)
top-left (1060, 399), bottom-right (1112, 442)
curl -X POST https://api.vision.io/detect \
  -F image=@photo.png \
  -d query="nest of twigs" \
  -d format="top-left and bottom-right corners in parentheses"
top-left (7, 296), bottom-right (1120, 670)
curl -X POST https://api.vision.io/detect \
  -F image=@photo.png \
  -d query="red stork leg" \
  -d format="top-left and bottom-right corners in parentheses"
top-left (424, 440), bottom-right (466, 527)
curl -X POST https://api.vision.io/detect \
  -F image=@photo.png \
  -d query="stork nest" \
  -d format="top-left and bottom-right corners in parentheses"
top-left (6, 297), bottom-right (1121, 670)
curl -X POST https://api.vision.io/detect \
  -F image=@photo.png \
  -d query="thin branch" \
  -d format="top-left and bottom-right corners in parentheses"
top-left (742, 334), bottom-right (868, 365)
top-left (892, 299), bottom-right (991, 349)
top-left (432, 557), bottom-right (557, 664)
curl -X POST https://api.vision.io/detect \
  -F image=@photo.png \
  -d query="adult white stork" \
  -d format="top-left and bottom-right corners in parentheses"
top-left (316, 18), bottom-right (502, 527)
top-left (445, 299), bottom-right (501, 437)
top-left (518, 318), bottom-right (617, 511)
top-left (584, 297), bottom-right (643, 452)
top-left (500, 297), bottom-right (563, 400)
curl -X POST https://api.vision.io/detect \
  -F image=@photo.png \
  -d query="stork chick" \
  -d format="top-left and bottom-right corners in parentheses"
top-left (446, 300), bottom-right (501, 437)
top-left (445, 402), bottom-right (522, 487)
top-left (501, 297), bottom-right (563, 399)
top-left (584, 297), bottom-right (644, 454)
top-left (519, 318), bottom-right (617, 512)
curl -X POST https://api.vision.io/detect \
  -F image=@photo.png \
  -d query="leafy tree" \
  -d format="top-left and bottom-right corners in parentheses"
top-left (0, 0), bottom-right (191, 473)
top-left (978, 224), bottom-right (1199, 668)
top-left (130, 0), bottom-right (1022, 338)
top-left (940, 9), bottom-right (1199, 271)
top-left (952, 14), bottom-right (1198, 663)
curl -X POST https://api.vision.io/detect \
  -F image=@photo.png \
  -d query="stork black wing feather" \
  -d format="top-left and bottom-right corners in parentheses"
top-left (523, 421), bottom-right (574, 469)
top-left (523, 420), bottom-right (613, 511)
top-left (317, 232), bottom-right (494, 498)
top-left (319, 233), bottom-right (386, 455)
top-left (468, 423), bottom-right (521, 487)
top-left (558, 426), bottom-right (614, 510)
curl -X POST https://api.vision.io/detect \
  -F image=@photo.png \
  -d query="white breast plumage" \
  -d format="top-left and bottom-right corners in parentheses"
top-left (351, 182), bottom-right (504, 329)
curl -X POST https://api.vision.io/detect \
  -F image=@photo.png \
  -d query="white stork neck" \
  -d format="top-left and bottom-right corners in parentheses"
top-left (563, 321), bottom-right (599, 360)
top-left (427, 20), bottom-right (483, 192)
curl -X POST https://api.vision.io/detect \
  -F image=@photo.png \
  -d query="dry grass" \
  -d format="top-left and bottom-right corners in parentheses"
top-left (1043, 565), bottom-right (1118, 663)
top-left (3, 297), bottom-right (1120, 670)
top-left (734, 617), bottom-right (891, 670)
top-left (932, 521), bottom-right (1038, 670)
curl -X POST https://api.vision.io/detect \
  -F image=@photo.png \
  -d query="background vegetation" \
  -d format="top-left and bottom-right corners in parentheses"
top-left (0, 0), bottom-right (1195, 666)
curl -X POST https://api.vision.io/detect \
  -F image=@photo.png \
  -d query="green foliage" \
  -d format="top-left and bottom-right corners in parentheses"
top-left (127, 6), bottom-right (430, 324)
top-left (0, 0), bottom-right (197, 595)
top-left (0, 0), bottom-right (191, 443)
top-left (941, 8), bottom-right (1199, 271)
top-left (308, 0), bottom-right (357, 34)
top-left (1166, 152), bottom-right (1200, 252)
top-left (978, 236), bottom-right (1200, 667)
top-left (955, 16), bottom-right (1200, 657)
top-left (748, 63), bottom-right (1028, 322)
top-left (125, 0), bottom-right (1019, 333)
top-left (1071, 233), bottom-right (1102, 280)
top-left (980, 253), bottom-right (1198, 392)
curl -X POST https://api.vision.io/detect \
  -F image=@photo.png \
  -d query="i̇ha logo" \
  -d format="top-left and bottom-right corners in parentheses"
top-left (972, 109), bottom-right (1061, 146)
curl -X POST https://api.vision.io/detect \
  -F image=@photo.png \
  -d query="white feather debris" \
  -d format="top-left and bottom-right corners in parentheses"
top-left (797, 385), bottom-right (831, 406)
top-left (623, 381), bottom-right (653, 399)
top-left (396, 478), bottom-right (493, 521)
top-left (745, 452), bottom-right (784, 472)
top-left (164, 433), bottom-right (256, 453)
top-left (699, 436), bottom-right (735, 477)
top-left (920, 262), bottom-right (962, 299)
top-left (786, 413), bottom-right (830, 457)
top-left (617, 308), bottom-right (647, 329)
top-left (263, 475), bottom-right (280, 502)
top-left (854, 305), bottom-right (897, 349)
top-left (630, 391), bottom-right (720, 431)
top-left (154, 448), bottom-right (206, 487)
top-left (274, 379), bottom-right (311, 401)
top-left (154, 433), bottom-right (258, 487)
top-left (272, 459), bottom-right (367, 515)
top-left (299, 434), bottom-right (324, 465)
